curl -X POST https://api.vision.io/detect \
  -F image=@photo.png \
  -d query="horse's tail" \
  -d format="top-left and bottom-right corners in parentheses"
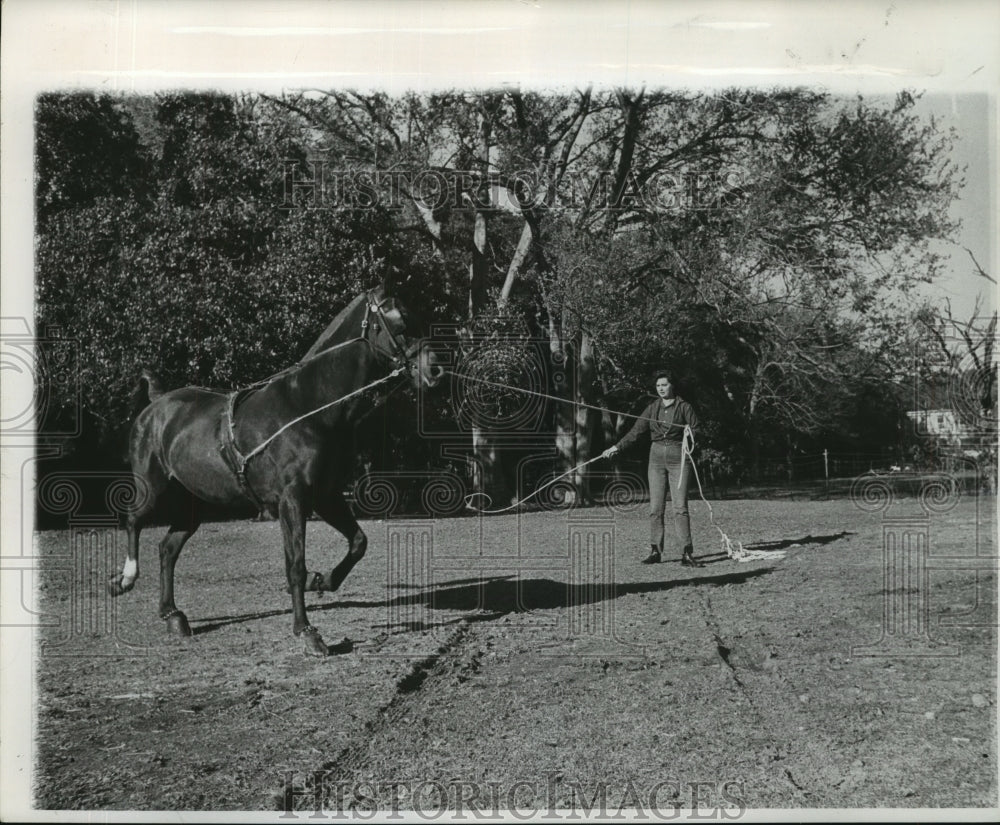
top-left (121, 369), bottom-right (164, 465)
top-left (130, 368), bottom-right (165, 419)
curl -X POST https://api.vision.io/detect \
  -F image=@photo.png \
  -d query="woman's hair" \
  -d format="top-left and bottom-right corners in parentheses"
top-left (652, 369), bottom-right (674, 383)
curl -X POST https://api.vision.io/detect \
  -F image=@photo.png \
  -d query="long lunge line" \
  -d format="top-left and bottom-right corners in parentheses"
top-left (464, 455), bottom-right (604, 514)
top-left (450, 367), bottom-right (777, 563)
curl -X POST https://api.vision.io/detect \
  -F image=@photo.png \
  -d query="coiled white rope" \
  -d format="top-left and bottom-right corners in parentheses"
top-left (682, 426), bottom-right (784, 563)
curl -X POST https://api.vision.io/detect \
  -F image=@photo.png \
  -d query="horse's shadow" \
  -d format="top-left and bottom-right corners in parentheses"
top-left (190, 566), bottom-right (775, 636)
top-left (746, 530), bottom-right (854, 551)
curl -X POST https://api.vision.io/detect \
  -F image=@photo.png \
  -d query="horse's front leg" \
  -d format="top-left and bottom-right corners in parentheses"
top-left (310, 491), bottom-right (367, 593)
top-left (279, 488), bottom-right (328, 657)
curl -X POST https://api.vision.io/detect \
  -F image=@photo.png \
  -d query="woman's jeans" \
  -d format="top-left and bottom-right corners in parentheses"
top-left (647, 441), bottom-right (692, 555)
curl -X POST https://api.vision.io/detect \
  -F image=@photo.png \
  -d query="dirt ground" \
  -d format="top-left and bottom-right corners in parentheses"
top-left (32, 495), bottom-right (997, 813)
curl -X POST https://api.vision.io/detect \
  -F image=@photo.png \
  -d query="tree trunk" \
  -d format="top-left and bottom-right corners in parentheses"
top-left (549, 310), bottom-right (577, 505)
top-left (469, 431), bottom-right (508, 503)
top-left (573, 329), bottom-right (597, 504)
top-left (498, 220), bottom-right (532, 308)
top-left (467, 111), bottom-right (508, 503)
top-left (748, 357), bottom-right (766, 482)
top-left (467, 214), bottom-right (505, 502)
top-left (599, 374), bottom-right (625, 485)
top-left (469, 208), bottom-right (490, 318)
top-left (750, 433), bottom-right (762, 483)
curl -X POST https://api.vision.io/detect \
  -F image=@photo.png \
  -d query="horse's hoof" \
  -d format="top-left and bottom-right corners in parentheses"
top-left (106, 574), bottom-right (134, 597)
top-left (300, 626), bottom-right (328, 657)
top-left (164, 610), bottom-right (192, 637)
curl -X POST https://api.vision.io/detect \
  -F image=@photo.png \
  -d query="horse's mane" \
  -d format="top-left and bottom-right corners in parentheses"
top-left (300, 288), bottom-right (382, 361)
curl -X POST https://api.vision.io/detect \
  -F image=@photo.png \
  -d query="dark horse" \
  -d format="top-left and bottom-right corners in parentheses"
top-left (107, 287), bottom-right (444, 656)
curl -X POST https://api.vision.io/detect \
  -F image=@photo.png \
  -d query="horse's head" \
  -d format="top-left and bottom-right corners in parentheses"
top-left (363, 289), bottom-right (445, 390)
top-left (302, 287), bottom-right (446, 389)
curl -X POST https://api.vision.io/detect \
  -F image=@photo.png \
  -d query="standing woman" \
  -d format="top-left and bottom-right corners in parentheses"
top-left (603, 370), bottom-right (703, 567)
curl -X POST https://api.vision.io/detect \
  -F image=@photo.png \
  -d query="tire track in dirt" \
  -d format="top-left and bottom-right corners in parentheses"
top-left (695, 579), bottom-right (821, 802)
top-left (276, 619), bottom-right (482, 810)
top-left (698, 590), bottom-right (754, 697)
top-left (693, 561), bottom-right (864, 804)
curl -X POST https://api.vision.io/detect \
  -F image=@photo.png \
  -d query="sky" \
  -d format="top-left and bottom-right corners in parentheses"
top-left (916, 92), bottom-right (996, 321)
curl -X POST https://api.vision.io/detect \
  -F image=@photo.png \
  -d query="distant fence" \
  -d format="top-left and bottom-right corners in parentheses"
top-left (33, 448), bottom-right (995, 530)
top-left (682, 448), bottom-right (995, 501)
top-left (687, 446), bottom-right (988, 482)
top-left (339, 449), bottom-right (994, 519)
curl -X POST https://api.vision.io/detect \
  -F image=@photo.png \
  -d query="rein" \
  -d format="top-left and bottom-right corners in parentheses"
top-left (447, 369), bottom-right (655, 423)
top-left (453, 366), bottom-right (641, 515)
top-left (224, 293), bottom-right (415, 504)
top-left (237, 365), bottom-right (406, 466)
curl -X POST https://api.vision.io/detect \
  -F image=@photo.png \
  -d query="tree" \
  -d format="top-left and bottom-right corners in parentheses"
top-left (35, 87), bottom-right (966, 503)
top-left (35, 92), bottom-right (395, 459)
top-left (540, 89), bottom-right (961, 480)
top-left (917, 282), bottom-right (998, 489)
top-left (35, 93), bottom-right (151, 228)
top-left (260, 89), bottom-right (593, 500)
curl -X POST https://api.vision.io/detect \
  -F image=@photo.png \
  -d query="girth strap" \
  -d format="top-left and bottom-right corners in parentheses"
top-left (220, 388), bottom-right (264, 511)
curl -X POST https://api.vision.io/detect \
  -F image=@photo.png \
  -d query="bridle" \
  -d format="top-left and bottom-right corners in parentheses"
top-left (282, 291), bottom-right (421, 381)
top-left (222, 291), bottom-right (429, 507)
top-left (359, 291), bottom-right (418, 372)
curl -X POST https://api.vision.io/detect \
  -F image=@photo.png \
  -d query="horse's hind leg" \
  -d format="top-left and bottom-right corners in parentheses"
top-left (157, 482), bottom-right (202, 637)
top-left (279, 487), bottom-right (328, 656)
top-left (108, 468), bottom-right (165, 597)
top-left (309, 491), bottom-right (366, 594)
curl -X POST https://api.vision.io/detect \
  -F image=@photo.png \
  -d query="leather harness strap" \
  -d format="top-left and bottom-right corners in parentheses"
top-left (220, 388), bottom-right (265, 511)
top-left (216, 291), bottom-right (414, 511)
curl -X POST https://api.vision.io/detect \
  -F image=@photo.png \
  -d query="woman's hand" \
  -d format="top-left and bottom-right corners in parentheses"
top-left (602, 446), bottom-right (619, 459)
